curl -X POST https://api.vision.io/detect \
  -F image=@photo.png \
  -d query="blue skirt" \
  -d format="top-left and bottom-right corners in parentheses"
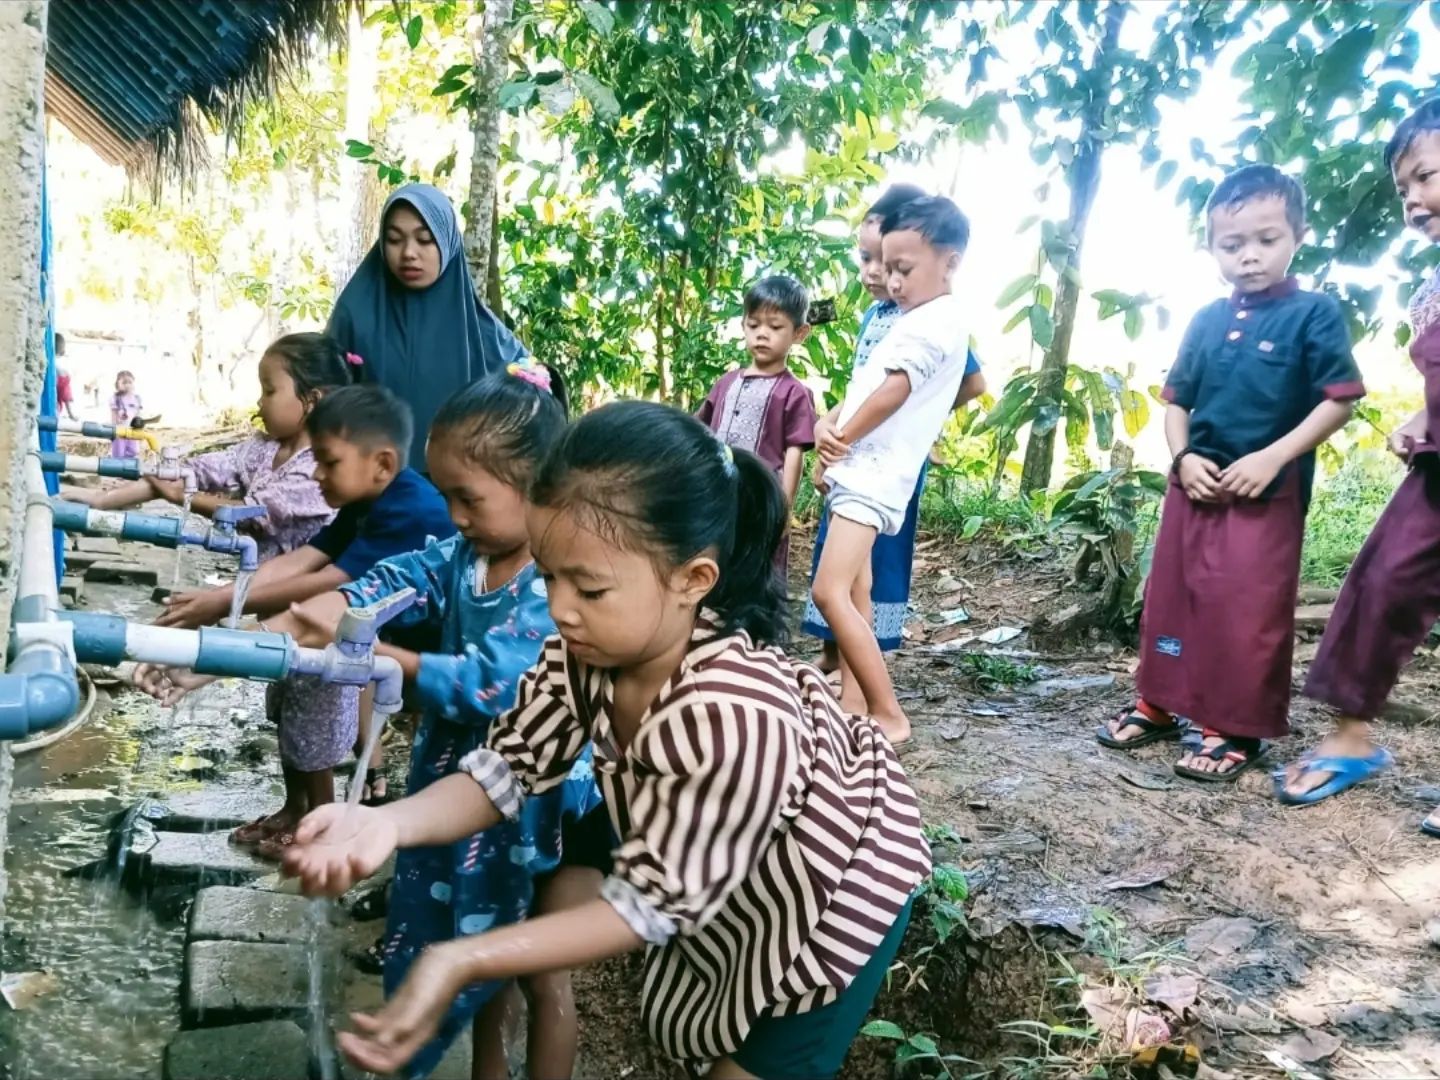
top-left (381, 715), bottom-right (601, 1078)
top-left (802, 462), bottom-right (927, 652)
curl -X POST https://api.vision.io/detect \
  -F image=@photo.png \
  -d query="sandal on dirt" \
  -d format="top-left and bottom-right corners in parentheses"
top-left (348, 884), bottom-right (390, 922)
top-left (1096, 708), bottom-right (1184, 750)
top-left (229, 814), bottom-right (280, 848)
top-left (351, 938), bottom-right (385, 976)
top-left (1273, 748), bottom-right (1394, 806)
top-left (359, 768), bottom-right (393, 808)
top-left (1174, 730), bottom-right (1268, 783)
top-left (1422, 809), bottom-right (1440, 839)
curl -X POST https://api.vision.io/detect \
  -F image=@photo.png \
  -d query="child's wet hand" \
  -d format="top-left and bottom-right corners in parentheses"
top-left (156, 590), bottom-right (225, 629)
top-left (282, 804), bottom-right (397, 897)
top-left (1177, 454), bottom-right (1222, 503)
top-left (1218, 450), bottom-right (1282, 500)
top-left (335, 942), bottom-right (464, 1073)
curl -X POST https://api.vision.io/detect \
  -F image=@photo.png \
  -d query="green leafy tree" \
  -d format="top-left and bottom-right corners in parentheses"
top-left (929, 0), bottom-right (1254, 494)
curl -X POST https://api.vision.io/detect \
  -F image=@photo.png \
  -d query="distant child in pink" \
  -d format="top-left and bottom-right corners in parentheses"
top-left (109, 370), bottom-right (143, 458)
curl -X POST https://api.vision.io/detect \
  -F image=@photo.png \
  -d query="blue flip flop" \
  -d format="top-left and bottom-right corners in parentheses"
top-left (1273, 748), bottom-right (1394, 806)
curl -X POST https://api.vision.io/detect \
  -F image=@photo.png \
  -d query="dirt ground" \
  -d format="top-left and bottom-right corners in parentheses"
top-left (574, 523), bottom-right (1440, 1079)
top-left (39, 441), bottom-right (1440, 1078)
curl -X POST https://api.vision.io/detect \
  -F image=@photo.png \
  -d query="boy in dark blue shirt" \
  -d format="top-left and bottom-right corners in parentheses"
top-left (1096, 165), bottom-right (1364, 783)
top-left (156, 385), bottom-right (455, 828)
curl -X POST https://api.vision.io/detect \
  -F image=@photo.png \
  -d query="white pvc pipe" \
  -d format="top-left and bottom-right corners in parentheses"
top-left (121, 624), bottom-right (201, 667)
top-left (52, 454), bottom-right (103, 474)
top-left (20, 444), bottom-right (59, 614)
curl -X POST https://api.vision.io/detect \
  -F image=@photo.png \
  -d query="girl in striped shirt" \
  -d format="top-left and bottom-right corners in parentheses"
top-left (284, 401), bottom-right (931, 1080)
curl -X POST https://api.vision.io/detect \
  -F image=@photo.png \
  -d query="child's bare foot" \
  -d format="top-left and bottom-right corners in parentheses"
top-left (873, 711), bottom-right (911, 745)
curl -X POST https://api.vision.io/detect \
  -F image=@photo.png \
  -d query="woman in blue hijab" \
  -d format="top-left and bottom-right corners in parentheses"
top-left (328, 184), bottom-right (527, 469)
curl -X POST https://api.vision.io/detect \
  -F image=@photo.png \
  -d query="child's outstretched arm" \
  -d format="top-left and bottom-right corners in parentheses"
top-left (156, 545), bottom-right (342, 629)
top-left (337, 901), bottom-right (641, 1075)
top-left (283, 772), bottom-right (502, 896)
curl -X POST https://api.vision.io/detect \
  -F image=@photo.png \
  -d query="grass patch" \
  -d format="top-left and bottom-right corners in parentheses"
top-left (1302, 452), bottom-right (1402, 587)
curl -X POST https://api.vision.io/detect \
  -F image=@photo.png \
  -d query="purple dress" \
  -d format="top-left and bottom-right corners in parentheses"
top-left (109, 391), bottom-right (142, 458)
top-left (189, 435), bottom-right (355, 772)
top-left (1305, 274), bottom-right (1440, 717)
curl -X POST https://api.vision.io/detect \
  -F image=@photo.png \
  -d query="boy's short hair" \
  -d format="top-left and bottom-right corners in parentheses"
top-left (865, 183), bottom-right (927, 222)
top-left (1205, 164), bottom-right (1305, 241)
top-left (1386, 97), bottom-right (1440, 174)
top-left (55, 332), bottom-right (66, 353)
top-left (880, 195), bottom-right (970, 255)
top-left (307, 384), bottom-right (414, 469)
top-left (743, 275), bottom-right (810, 328)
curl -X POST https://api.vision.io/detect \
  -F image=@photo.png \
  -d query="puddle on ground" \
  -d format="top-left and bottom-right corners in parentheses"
top-left (2, 600), bottom-right (277, 1080)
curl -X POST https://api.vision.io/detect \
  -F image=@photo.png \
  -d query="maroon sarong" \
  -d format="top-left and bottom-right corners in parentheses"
top-left (1305, 320), bottom-right (1440, 717)
top-left (1137, 473), bottom-right (1303, 739)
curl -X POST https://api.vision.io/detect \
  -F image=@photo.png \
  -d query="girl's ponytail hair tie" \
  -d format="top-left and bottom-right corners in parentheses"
top-left (344, 352), bottom-right (364, 367)
top-left (506, 360), bottom-right (552, 392)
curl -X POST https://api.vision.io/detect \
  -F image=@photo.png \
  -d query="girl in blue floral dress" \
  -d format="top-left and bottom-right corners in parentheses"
top-left (296, 362), bottom-right (600, 1078)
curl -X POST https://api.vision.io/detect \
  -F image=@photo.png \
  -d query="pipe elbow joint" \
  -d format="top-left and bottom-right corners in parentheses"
top-left (0, 648), bottom-right (80, 739)
top-left (236, 534), bottom-right (259, 573)
top-left (370, 655), bottom-right (405, 717)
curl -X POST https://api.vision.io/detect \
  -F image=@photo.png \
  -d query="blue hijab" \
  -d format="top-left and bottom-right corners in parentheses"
top-left (327, 184), bottom-right (526, 468)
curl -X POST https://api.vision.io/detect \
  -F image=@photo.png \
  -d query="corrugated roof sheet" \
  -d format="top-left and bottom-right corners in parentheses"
top-left (45, 0), bottom-right (343, 177)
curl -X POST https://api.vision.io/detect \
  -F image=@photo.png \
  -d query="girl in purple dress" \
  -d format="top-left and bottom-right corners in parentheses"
top-left (108, 370), bottom-right (142, 458)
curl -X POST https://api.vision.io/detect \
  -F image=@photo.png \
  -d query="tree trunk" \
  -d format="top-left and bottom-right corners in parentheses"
top-left (463, 0), bottom-right (517, 297)
top-left (337, 4), bottom-right (378, 285)
top-left (1019, 0), bottom-right (1128, 496)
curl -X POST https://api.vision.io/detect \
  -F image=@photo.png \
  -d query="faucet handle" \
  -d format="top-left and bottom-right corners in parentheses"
top-left (213, 505), bottom-right (268, 526)
top-left (335, 588), bottom-right (418, 649)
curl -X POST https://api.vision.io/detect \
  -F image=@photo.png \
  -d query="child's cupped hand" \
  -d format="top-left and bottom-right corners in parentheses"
top-left (281, 803), bottom-right (398, 897)
top-left (131, 662), bottom-right (217, 706)
top-left (336, 941), bottom-right (466, 1074)
top-left (815, 423), bottom-right (850, 467)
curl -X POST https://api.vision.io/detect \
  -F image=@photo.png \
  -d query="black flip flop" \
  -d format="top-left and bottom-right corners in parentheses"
top-left (358, 767), bottom-right (393, 807)
top-left (1174, 731), bottom-right (1269, 783)
top-left (1096, 708), bottom-right (1184, 750)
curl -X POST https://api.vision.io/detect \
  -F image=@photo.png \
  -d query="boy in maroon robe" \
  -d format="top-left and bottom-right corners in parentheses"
top-left (1097, 165), bottom-right (1364, 781)
top-left (1287, 100), bottom-right (1440, 827)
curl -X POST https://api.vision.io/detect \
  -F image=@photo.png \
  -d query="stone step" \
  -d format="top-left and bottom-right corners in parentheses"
top-left (139, 830), bottom-right (271, 885)
top-left (183, 940), bottom-right (312, 1026)
top-left (74, 536), bottom-right (123, 555)
top-left (190, 886), bottom-right (328, 947)
top-left (60, 575), bottom-right (85, 604)
top-left (165, 1019), bottom-right (309, 1080)
top-left (1294, 603), bottom-right (1334, 633)
top-left (150, 789), bottom-right (282, 832)
top-left (84, 559), bottom-right (160, 586)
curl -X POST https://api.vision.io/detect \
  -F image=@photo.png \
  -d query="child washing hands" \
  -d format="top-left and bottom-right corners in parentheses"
top-left (282, 401), bottom-right (930, 1080)
top-left (267, 363), bottom-right (602, 1079)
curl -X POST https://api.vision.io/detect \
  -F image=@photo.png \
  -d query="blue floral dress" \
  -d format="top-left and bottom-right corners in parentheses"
top-left (341, 535), bottom-right (601, 1077)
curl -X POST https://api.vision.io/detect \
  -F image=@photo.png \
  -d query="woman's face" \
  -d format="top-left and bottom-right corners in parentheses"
top-left (383, 203), bottom-right (442, 290)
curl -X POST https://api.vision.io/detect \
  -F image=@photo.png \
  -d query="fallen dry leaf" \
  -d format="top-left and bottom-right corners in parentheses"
top-left (0, 971), bottom-right (59, 1010)
top-left (1279, 1029), bottom-right (1343, 1064)
top-left (1081, 986), bottom-right (1130, 1042)
top-left (1126, 1008), bottom-right (1171, 1049)
top-left (1102, 860), bottom-right (1185, 891)
top-left (1185, 916), bottom-right (1258, 957)
top-left (1143, 970), bottom-right (1200, 1015)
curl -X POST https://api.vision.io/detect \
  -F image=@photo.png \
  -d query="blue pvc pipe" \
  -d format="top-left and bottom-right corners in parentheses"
top-left (193, 627), bottom-right (290, 680)
top-left (0, 642), bottom-right (81, 740)
top-left (38, 451), bottom-right (141, 481)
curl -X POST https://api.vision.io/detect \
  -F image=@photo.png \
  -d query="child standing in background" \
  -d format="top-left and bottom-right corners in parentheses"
top-left (1288, 101), bottom-right (1440, 824)
top-left (1098, 165), bottom-right (1364, 782)
top-left (811, 195), bottom-right (975, 744)
top-left (804, 185), bottom-right (986, 670)
top-left (69, 333), bottom-right (347, 557)
top-left (696, 275), bottom-right (818, 581)
top-left (109, 370), bottom-right (142, 458)
top-left (55, 333), bottom-right (76, 421)
top-left (281, 401), bottom-right (929, 1080)
top-left (277, 362), bottom-right (601, 1080)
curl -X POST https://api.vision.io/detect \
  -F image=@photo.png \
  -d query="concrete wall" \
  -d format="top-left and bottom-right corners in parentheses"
top-left (0, 0), bottom-right (51, 914)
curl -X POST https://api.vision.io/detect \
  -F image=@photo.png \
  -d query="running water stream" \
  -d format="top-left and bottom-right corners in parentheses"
top-left (227, 569), bottom-right (255, 630)
top-left (307, 699), bottom-right (390, 1080)
top-left (172, 493), bottom-right (194, 587)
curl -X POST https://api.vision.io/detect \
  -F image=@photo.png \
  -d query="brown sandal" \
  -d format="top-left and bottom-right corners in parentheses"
top-left (252, 831), bottom-right (297, 862)
top-left (229, 814), bottom-right (281, 848)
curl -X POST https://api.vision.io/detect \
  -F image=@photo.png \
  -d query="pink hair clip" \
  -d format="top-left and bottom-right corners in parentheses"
top-left (344, 352), bottom-right (364, 366)
top-left (506, 361), bottom-right (551, 391)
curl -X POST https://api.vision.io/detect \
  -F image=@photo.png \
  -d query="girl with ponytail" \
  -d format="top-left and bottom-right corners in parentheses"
top-left (282, 400), bottom-right (931, 1080)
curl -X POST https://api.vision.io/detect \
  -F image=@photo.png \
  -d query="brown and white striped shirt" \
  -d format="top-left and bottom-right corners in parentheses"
top-left (459, 614), bottom-right (931, 1064)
